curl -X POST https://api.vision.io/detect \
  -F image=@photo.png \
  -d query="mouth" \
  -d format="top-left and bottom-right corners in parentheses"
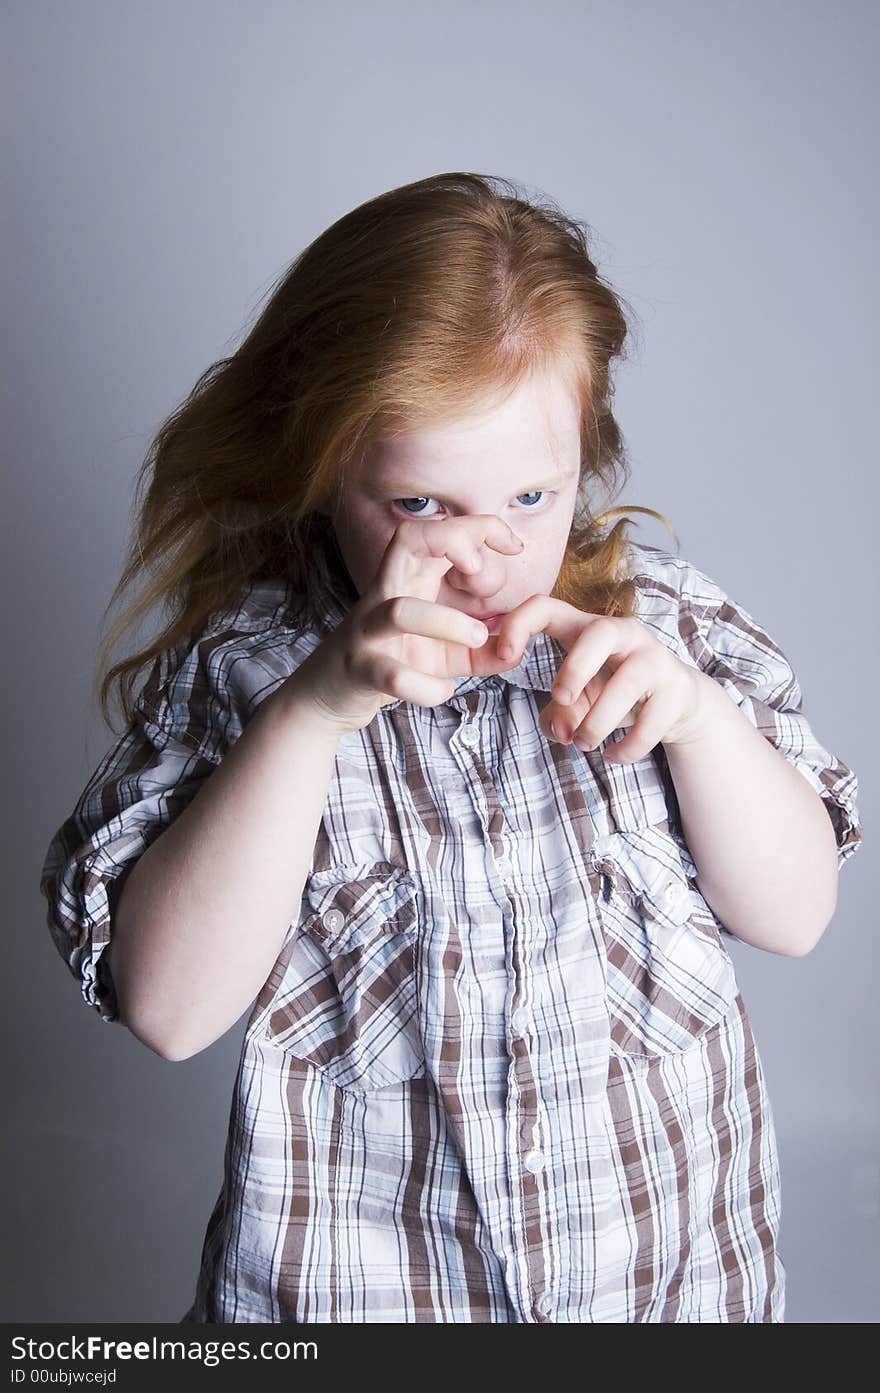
top-left (471, 613), bottom-right (506, 635)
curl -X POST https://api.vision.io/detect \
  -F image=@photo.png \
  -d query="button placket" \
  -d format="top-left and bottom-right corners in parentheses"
top-left (534, 1290), bottom-right (555, 1319)
top-left (439, 774), bottom-right (464, 808)
top-left (510, 1006), bottom-right (529, 1036)
top-left (638, 869), bottom-right (691, 927)
top-left (657, 875), bottom-right (683, 911)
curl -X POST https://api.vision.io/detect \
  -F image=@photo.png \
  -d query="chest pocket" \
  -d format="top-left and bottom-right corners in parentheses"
top-left (261, 860), bottom-right (425, 1092)
top-left (591, 823), bottom-right (739, 1057)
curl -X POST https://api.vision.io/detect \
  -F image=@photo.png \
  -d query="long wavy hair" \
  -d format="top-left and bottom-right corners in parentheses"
top-left (96, 171), bottom-right (677, 731)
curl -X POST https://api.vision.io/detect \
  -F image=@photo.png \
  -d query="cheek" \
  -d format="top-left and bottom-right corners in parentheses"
top-left (535, 518), bottom-right (576, 588)
top-left (530, 515), bottom-right (573, 564)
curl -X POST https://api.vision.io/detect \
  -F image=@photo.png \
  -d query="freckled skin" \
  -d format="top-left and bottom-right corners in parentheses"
top-left (325, 365), bottom-right (584, 617)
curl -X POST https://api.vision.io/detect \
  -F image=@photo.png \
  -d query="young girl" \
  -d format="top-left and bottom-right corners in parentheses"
top-left (40, 171), bottom-right (862, 1323)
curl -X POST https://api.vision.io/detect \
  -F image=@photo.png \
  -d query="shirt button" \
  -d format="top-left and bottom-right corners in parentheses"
top-left (459, 723), bottom-right (479, 746)
top-left (523, 1148), bottom-right (546, 1174)
top-left (534, 1291), bottom-right (554, 1318)
top-left (497, 857), bottom-right (513, 881)
top-left (658, 877), bottom-right (681, 907)
top-left (322, 908), bottom-right (345, 933)
top-left (510, 1006), bottom-right (529, 1036)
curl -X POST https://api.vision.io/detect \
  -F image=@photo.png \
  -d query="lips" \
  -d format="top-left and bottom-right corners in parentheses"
top-left (470, 613), bottom-right (506, 634)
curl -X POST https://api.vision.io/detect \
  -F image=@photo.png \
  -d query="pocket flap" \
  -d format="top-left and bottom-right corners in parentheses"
top-left (303, 860), bottom-right (419, 952)
top-left (590, 823), bottom-right (739, 1056)
top-left (593, 824), bottom-right (693, 929)
top-left (257, 860), bottom-right (425, 1092)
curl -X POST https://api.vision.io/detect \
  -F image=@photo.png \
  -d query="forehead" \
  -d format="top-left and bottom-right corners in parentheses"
top-left (363, 368), bottom-right (582, 480)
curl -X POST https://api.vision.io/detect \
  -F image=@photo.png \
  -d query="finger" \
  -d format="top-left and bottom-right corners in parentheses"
top-left (374, 515), bottom-right (525, 602)
top-left (540, 684), bottom-right (594, 743)
top-left (550, 616), bottom-right (638, 707)
top-left (458, 514), bottom-right (526, 571)
top-left (596, 686), bottom-right (675, 763)
top-left (465, 629), bottom-right (540, 677)
top-left (545, 668), bottom-right (645, 743)
top-left (495, 594), bottom-right (585, 663)
top-left (367, 595), bottom-right (491, 649)
top-left (568, 654), bottom-right (656, 750)
top-left (355, 650), bottom-right (459, 709)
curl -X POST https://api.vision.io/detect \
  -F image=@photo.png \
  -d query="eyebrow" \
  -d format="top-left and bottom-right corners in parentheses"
top-left (373, 468), bottom-right (578, 498)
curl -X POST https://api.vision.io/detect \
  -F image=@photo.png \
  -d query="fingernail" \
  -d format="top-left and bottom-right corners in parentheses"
top-left (498, 641), bottom-right (513, 660)
top-left (555, 685), bottom-right (572, 705)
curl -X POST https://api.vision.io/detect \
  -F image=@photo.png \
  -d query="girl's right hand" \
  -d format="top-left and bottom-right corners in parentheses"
top-left (290, 514), bottom-right (526, 736)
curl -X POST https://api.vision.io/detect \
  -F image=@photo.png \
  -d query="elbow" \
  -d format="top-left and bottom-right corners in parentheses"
top-left (104, 942), bottom-right (182, 1062)
top-left (798, 864), bottom-right (840, 956)
top-left (788, 920), bottom-right (833, 958)
top-left (143, 1029), bottom-right (191, 1063)
top-left (116, 982), bottom-right (222, 1060)
top-left (763, 844), bottom-right (840, 959)
top-left (787, 934), bottom-right (823, 959)
top-left (121, 1008), bottom-right (190, 1062)
top-left (124, 1006), bottom-right (213, 1062)
top-left (155, 1035), bottom-right (211, 1063)
top-left (154, 1041), bottom-right (194, 1064)
top-left (793, 809), bottom-right (842, 955)
top-left (133, 1012), bottom-right (220, 1062)
top-left (113, 980), bottom-right (195, 1062)
top-left (105, 924), bottom-right (207, 1062)
top-left (785, 898), bottom-right (838, 958)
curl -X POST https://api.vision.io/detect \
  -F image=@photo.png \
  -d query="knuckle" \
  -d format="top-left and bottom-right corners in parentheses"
top-left (349, 650), bottom-right (376, 692)
top-left (341, 643), bottom-right (359, 681)
top-left (381, 663), bottom-right (404, 697)
top-left (386, 595), bottom-right (409, 629)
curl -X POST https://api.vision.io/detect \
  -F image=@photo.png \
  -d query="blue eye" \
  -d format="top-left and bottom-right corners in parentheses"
top-left (393, 491), bottom-right (550, 517)
top-left (396, 496), bottom-right (438, 516)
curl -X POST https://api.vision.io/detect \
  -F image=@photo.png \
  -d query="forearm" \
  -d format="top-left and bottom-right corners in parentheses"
top-left (663, 670), bottom-right (839, 956)
top-left (108, 671), bottom-right (342, 1060)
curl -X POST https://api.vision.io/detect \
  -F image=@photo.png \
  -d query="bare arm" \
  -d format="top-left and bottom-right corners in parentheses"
top-left (664, 670), bottom-right (840, 956)
top-left (106, 672), bottom-right (343, 1061)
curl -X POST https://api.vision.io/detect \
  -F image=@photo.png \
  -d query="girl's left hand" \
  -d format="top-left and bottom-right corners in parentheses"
top-left (488, 596), bottom-right (712, 763)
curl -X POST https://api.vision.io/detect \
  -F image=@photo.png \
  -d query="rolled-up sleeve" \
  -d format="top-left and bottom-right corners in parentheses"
top-left (680, 563), bottom-right (862, 871)
top-left (37, 617), bottom-right (278, 1023)
top-left (39, 694), bottom-right (222, 1023)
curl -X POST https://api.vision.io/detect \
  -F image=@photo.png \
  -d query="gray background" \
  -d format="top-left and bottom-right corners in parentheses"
top-left (5, 0), bottom-right (876, 1322)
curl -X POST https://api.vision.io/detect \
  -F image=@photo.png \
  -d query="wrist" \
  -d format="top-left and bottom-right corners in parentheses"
top-left (265, 669), bottom-right (348, 748)
top-left (663, 668), bottom-right (726, 749)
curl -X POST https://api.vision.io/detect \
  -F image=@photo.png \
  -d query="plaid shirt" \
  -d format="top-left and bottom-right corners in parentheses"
top-left (40, 541), bottom-right (862, 1322)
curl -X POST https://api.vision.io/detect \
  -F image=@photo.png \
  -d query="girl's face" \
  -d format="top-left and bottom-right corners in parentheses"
top-left (328, 365), bottom-right (583, 623)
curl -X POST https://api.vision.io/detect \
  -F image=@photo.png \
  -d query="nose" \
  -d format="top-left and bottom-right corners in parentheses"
top-left (446, 542), bottom-right (508, 604)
